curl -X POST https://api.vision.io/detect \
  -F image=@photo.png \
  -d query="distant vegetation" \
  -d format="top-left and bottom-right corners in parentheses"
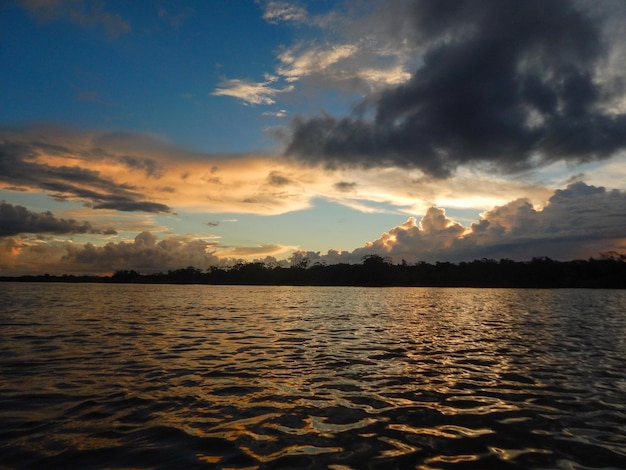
top-left (2, 253), bottom-right (626, 288)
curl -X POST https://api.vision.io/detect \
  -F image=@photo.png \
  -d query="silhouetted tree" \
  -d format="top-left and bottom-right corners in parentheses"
top-left (4, 253), bottom-right (626, 288)
top-left (112, 270), bottom-right (141, 282)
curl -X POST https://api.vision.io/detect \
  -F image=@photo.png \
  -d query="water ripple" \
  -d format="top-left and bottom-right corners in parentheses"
top-left (1, 284), bottom-right (625, 468)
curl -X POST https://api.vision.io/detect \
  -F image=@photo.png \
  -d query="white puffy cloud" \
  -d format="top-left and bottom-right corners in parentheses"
top-left (212, 1), bottom-right (420, 107)
top-left (308, 182), bottom-right (626, 263)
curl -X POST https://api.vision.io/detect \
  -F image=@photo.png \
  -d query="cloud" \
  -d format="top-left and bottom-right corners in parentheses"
top-left (18, 0), bottom-right (131, 38)
top-left (277, 43), bottom-right (360, 83)
top-left (0, 124), bottom-right (567, 219)
top-left (474, 182), bottom-right (626, 244)
top-left (351, 208), bottom-right (467, 262)
top-left (266, 171), bottom-right (292, 187)
top-left (286, 0), bottom-right (626, 177)
top-left (2, 182), bottom-right (623, 275)
top-left (0, 201), bottom-right (116, 237)
top-left (60, 231), bottom-right (225, 274)
top-left (260, 1), bottom-right (307, 24)
top-left (206, 219), bottom-right (238, 228)
top-left (118, 156), bottom-right (164, 178)
top-left (262, 109), bottom-right (288, 118)
top-left (156, 3), bottom-right (189, 29)
top-left (0, 125), bottom-right (316, 216)
top-left (0, 230), bottom-right (293, 275)
top-left (0, 238), bottom-right (57, 275)
top-left (212, 77), bottom-right (294, 105)
top-left (335, 182), bottom-right (626, 263)
top-left (0, 134), bottom-right (172, 213)
top-left (213, 1), bottom-right (419, 106)
top-left (274, 38), bottom-right (413, 92)
top-left (334, 181), bottom-right (357, 193)
top-left (91, 200), bottom-right (170, 212)
top-left (215, 243), bottom-right (290, 258)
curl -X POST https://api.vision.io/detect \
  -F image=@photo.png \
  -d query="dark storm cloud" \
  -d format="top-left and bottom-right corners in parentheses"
top-left (286, 0), bottom-right (626, 177)
top-left (0, 140), bottom-right (171, 213)
top-left (0, 202), bottom-right (117, 237)
top-left (334, 181), bottom-right (357, 192)
top-left (92, 201), bottom-right (171, 212)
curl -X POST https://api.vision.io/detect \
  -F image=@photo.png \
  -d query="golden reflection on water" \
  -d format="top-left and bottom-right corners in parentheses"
top-left (421, 453), bottom-right (481, 466)
top-left (241, 443), bottom-right (344, 463)
top-left (1, 284), bottom-right (626, 468)
top-left (489, 445), bottom-right (553, 460)
top-left (388, 423), bottom-right (494, 439)
top-left (195, 454), bottom-right (222, 464)
top-left (377, 435), bottom-right (420, 458)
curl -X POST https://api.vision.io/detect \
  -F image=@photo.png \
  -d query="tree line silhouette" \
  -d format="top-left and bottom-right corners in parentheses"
top-left (3, 253), bottom-right (625, 288)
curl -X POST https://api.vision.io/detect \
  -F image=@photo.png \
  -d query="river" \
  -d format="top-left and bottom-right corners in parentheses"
top-left (1, 283), bottom-right (625, 468)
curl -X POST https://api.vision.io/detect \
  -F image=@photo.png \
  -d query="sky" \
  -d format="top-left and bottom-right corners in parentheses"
top-left (1, 0), bottom-right (626, 275)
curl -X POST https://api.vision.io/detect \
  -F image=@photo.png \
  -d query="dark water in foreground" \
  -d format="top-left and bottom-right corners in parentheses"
top-left (1, 284), bottom-right (625, 469)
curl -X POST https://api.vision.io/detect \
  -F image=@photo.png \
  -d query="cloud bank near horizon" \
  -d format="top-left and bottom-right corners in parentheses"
top-left (291, 182), bottom-right (626, 265)
top-left (2, 182), bottom-right (624, 275)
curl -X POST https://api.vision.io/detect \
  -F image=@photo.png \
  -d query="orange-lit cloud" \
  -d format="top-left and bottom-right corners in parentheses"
top-left (214, 243), bottom-right (295, 259)
top-left (0, 231), bottom-right (295, 276)
top-left (2, 124), bottom-right (625, 276)
top-left (2, 182), bottom-right (624, 275)
top-left (0, 125), bottom-right (557, 219)
top-left (295, 182), bottom-right (626, 264)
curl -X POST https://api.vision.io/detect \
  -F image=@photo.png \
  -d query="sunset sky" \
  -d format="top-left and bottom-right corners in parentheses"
top-left (1, 0), bottom-right (626, 275)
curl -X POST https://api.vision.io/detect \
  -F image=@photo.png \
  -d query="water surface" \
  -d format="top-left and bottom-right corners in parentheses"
top-left (1, 284), bottom-right (625, 468)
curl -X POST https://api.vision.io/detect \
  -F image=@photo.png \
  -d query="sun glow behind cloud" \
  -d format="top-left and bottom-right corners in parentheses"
top-left (3, 125), bottom-right (558, 221)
